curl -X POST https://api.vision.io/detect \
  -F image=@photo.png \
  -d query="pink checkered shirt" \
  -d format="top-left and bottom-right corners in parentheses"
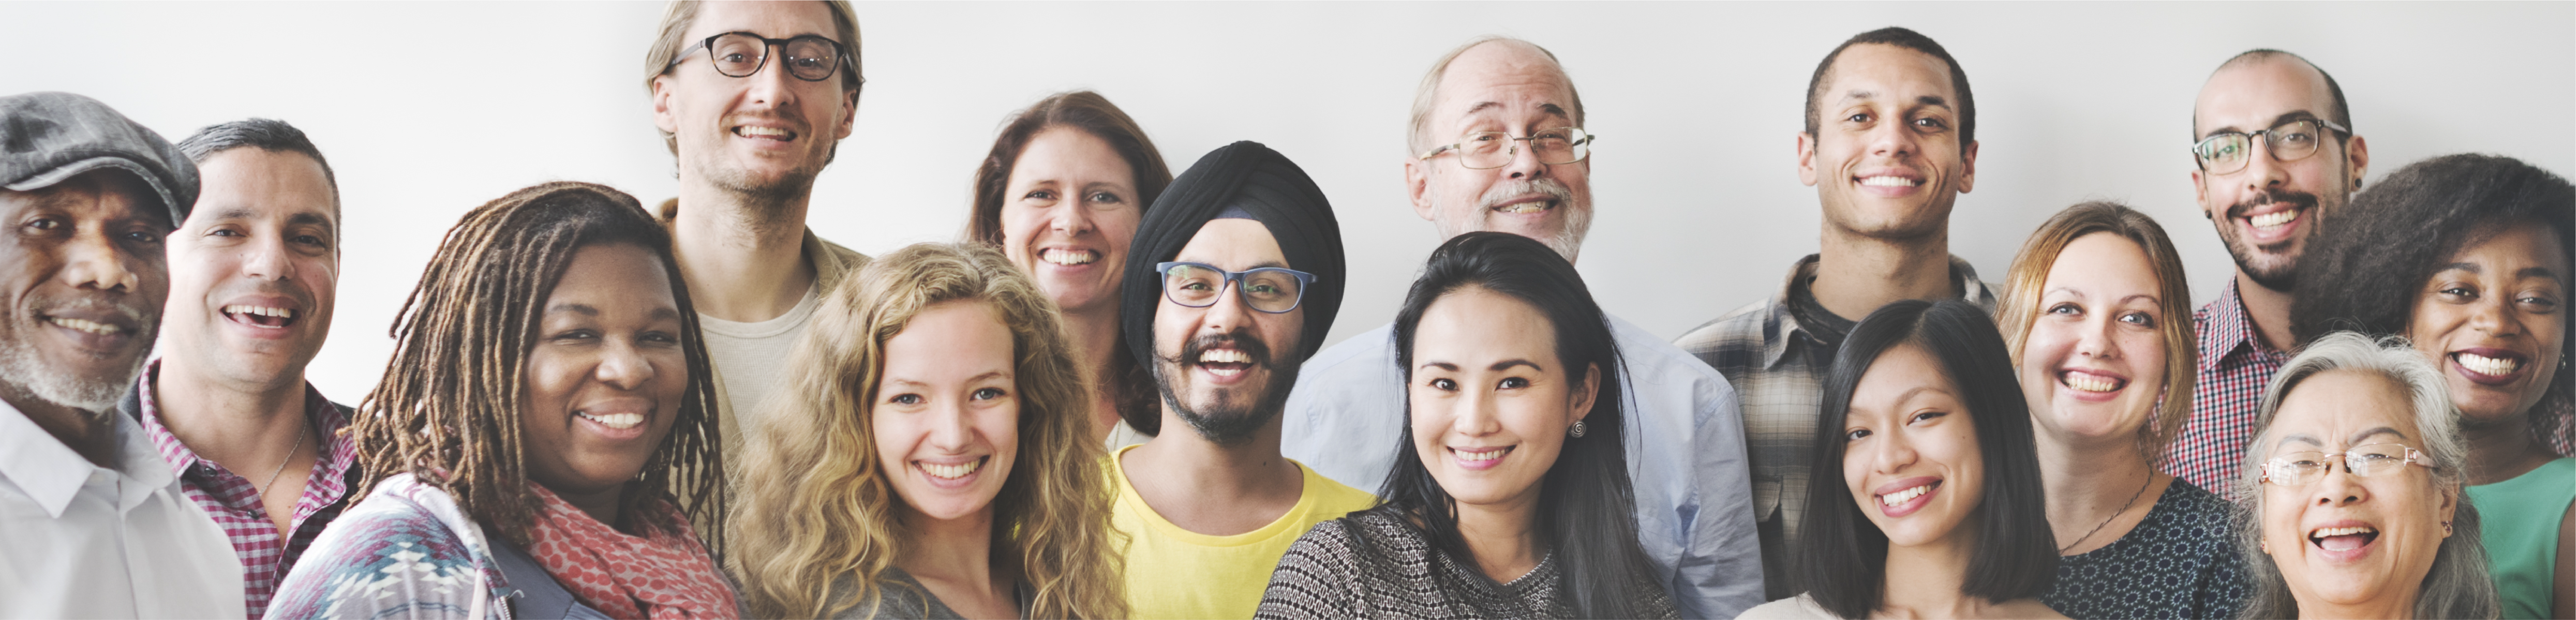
top-left (2166, 281), bottom-right (2290, 499)
top-left (134, 360), bottom-right (358, 619)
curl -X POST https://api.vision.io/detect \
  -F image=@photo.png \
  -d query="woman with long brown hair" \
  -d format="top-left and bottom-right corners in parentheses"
top-left (965, 90), bottom-right (1172, 447)
top-left (730, 243), bottom-right (1124, 619)
top-left (270, 182), bottom-right (733, 618)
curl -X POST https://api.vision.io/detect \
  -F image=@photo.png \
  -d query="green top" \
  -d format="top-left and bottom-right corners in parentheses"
top-left (2463, 457), bottom-right (2574, 620)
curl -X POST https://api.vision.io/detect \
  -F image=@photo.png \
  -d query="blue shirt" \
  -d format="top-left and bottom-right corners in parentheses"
top-left (1281, 315), bottom-right (1765, 619)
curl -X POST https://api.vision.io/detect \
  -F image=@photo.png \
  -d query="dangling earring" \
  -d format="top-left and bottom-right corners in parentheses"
top-left (1568, 420), bottom-right (1587, 438)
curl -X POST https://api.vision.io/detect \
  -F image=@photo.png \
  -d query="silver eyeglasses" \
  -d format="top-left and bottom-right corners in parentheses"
top-left (2259, 443), bottom-right (2432, 486)
top-left (1417, 128), bottom-right (1596, 169)
top-left (2191, 117), bottom-right (2348, 175)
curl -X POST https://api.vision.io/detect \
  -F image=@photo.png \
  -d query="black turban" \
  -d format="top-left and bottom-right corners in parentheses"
top-left (1120, 141), bottom-right (1345, 370)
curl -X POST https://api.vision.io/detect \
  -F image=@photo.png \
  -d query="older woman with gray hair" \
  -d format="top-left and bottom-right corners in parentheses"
top-left (2235, 331), bottom-right (2498, 619)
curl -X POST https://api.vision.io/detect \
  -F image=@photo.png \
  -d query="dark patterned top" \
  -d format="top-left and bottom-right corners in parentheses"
top-left (1256, 506), bottom-right (1679, 620)
top-left (824, 568), bottom-right (1032, 619)
top-left (2039, 479), bottom-right (2250, 620)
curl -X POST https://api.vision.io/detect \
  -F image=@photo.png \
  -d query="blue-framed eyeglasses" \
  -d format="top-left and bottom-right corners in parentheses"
top-left (1155, 262), bottom-right (1316, 314)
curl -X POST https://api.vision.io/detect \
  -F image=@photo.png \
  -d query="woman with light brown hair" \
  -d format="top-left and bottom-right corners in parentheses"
top-left (1996, 201), bottom-right (2248, 619)
top-left (965, 90), bottom-right (1172, 447)
top-left (730, 242), bottom-right (1125, 619)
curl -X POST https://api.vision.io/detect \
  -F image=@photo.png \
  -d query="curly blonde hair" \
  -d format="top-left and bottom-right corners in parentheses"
top-left (730, 242), bottom-right (1126, 619)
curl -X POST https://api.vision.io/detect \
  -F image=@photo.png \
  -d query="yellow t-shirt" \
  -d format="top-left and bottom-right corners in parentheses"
top-left (1109, 444), bottom-right (1377, 620)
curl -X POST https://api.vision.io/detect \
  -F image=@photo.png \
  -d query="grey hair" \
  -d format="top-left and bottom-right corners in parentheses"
top-left (1405, 36), bottom-right (1585, 157)
top-left (2232, 331), bottom-right (2498, 620)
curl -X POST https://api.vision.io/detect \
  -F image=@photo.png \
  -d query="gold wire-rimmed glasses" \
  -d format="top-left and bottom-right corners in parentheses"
top-left (1417, 128), bottom-right (1596, 169)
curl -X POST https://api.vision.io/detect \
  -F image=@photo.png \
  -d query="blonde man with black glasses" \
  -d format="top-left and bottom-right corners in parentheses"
top-left (641, 1), bottom-right (870, 467)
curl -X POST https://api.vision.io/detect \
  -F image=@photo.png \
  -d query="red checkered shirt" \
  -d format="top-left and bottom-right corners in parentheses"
top-left (134, 360), bottom-right (358, 619)
top-left (2166, 281), bottom-right (2290, 499)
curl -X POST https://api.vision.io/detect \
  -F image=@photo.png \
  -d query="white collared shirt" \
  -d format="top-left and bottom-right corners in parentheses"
top-left (0, 396), bottom-right (245, 619)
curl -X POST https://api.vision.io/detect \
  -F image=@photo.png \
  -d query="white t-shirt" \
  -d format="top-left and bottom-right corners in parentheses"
top-left (699, 282), bottom-right (822, 441)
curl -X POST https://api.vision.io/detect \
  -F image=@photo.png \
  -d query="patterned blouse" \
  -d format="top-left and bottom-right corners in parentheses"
top-left (267, 473), bottom-right (607, 619)
top-left (2038, 479), bottom-right (2250, 620)
top-left (1256, 506), bottom-right (1679, 620)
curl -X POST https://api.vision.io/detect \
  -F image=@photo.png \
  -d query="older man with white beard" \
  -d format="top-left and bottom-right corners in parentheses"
top-left (0, 91), bottom-right (243, 619)
top-left (1277, 36), bottom-right (1764, 619)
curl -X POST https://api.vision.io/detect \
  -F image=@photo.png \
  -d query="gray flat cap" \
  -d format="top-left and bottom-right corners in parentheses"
top-left (0, 92), bottom-right (197, 228)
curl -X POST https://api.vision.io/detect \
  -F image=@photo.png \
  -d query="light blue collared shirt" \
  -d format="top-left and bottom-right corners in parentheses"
top-left (1282, 315), bottom-right (1765, 619)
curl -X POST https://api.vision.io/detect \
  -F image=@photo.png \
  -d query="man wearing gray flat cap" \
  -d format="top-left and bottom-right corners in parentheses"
top-left (0, 91), bottom-right (244, 619)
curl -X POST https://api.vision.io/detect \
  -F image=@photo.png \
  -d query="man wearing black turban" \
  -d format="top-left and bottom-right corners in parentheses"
top-left (1104, 141), bottom-right (1376, 619)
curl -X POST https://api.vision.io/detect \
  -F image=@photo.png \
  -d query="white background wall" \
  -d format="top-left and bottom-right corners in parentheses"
top-left (4, 2), bottom-right (2568, 401)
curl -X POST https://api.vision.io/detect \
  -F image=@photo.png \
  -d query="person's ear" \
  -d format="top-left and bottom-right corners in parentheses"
top-left (2191, 168), bottom-right (2212, 218)
top-left (834, 82), bottom-right (860, 140)
top-left (1566, 362), bottom-right (1601, 425)
top-left (2343, 134), bottom-right (2370, 191)
top-left (1406, 155), bottom-right (1436, 222)
top-left (1796, 131), bottom-right (1820, 187)
top-left (2436, 484), bottom-right (2458, 538)
top-left (1955, 140), bottom-right (1979, 194)
top-left (650, 75), bottom-right (682, 135)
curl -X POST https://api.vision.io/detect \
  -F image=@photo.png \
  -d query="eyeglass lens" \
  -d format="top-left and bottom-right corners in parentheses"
top-left (707, 33), bottom-right (841, 81)
top-left (2265, 444), bottom-right (2413, 485)
top-left (1454, 129), bottom-right (1589, 169)
top-left (1163, 264), bottom-right (1305, 312)
top-left (2195, 119), bottom-right (2328, 174)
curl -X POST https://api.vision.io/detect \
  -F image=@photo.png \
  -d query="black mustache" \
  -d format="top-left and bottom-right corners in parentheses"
top-left (2227, 190), bottom-right (2319, 220)
top-left (1164, 331), bottom-right (1275, 368)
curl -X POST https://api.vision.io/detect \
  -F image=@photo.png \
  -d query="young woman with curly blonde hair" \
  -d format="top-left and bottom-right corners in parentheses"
top-left (731, 242), bottom-right (1126, 619)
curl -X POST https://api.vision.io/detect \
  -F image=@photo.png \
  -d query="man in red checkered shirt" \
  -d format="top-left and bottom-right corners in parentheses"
top-left (2168, 50), bottom-right (2371, 498)
top-left (118, 119), bottom-right (359, 619)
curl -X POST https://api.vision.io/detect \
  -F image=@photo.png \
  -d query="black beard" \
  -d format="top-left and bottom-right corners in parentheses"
top-left (2221, 189), bottom-right (2322, 292)
top-left (1152, 330), bottom-right (1298, 446)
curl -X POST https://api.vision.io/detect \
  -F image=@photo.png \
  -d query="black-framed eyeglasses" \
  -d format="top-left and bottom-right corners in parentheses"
top-left (666, 31), bottom-right (858, 83)
top-left (1417, 127), bottom-right (1596, 170)
top-left (2192, 117), bottom-right (2349, 175)
top-left (1155, 262), bottom-right (1316, 314)
top-left (2259, 443), bottom-right (2433, 487)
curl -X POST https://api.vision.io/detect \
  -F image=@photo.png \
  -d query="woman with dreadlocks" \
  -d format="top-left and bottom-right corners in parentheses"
top-left (270, 182), bottom-right (736, 619)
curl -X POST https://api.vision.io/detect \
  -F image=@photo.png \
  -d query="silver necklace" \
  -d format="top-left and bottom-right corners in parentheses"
top-left (260, 419), bottom-right (308, 493)
top-left (2059, 474), bottom-right (2151, 554)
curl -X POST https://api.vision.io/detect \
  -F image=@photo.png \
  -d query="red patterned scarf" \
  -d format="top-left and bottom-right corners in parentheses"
top-left (523, 484), bottom-right (739, 619)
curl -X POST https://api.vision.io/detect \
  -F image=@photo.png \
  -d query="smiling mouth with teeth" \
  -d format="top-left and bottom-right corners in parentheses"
top-left (734, 126), bottom-right (797, 141)
top-left (1199, 348), bottom-right (1254, 376)
top-left (920, 457), bottom-right (987, 480)
top-left (2309, 525), bottom-right (2378, 551)
top-left (1859, 176), bottom-right (1920, 187)
top-left (222, 304), bottom-right (298, 329)
top-left (1493, 201), bottom-right (1552, 215)
top-left (48, 316), bottom-right (125, 335)
top-left (575, 411), bottom-right (644, 430)
top-left (1039, 249), bottom-right (1098, 266)
top-left (2455, 352), bottom-right (2522, 376)
top-left (2247, 209), bottom-right (2301, 230)
top-left (1877, 481), bottom-right (1939, 507)
top-left (2061, 372), bottom-right (2122, 393)
top-left (1455, 447), bottom-right (1509, 462)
